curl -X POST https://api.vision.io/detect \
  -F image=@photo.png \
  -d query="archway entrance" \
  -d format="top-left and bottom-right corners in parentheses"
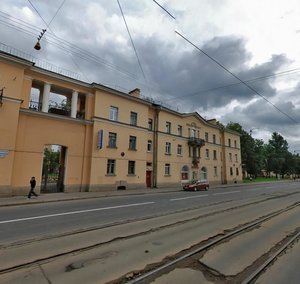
top-left (41, 145), bottom-right (66, 193)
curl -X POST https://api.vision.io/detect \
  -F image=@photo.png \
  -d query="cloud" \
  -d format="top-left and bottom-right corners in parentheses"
top-left (1, 0), bottom-right (300, 151)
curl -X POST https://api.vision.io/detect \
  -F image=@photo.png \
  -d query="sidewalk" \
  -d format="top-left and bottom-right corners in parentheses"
top-left (1, 180), bottom-right (281, 207)
top-left (0, 187), bottom-right (182, 207)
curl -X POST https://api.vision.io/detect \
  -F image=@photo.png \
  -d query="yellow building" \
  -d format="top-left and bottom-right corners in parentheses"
top-left (0, 51), bottom-right (242, 196)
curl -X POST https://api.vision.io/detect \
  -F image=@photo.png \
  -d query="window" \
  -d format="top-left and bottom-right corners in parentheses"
top-left (205, 132), bottom-right (209, 142)
top-left (166, 121), bottom-right (171, 133)
top-left (230, 167), bottom-right (233, 176)
top-left (191, 129), bottom-right (196, 138)
top-left (229, 153), bottom-right (232, 162)
top-left (236, 168), bottom-right (239, 176)
top-left (213, 134), bottom-right (216, 144)
top-left (228, 138), bottom-right (231, 147)
top-left (234, 140), bottom-right (237, 148)
top-left (130, 112), bottom-right (137, 126)
top-left (128, 161), bottom-right (135, 175)
top-left (107, 159), bottom-right (116, 175)
top-left (147, 140), bottom-right (152, 152)
top-left (109, 106), bottom-right (118, 121)
top-left (200, 166), bottom-right (207, 180)
top-left (235, 154), bottom-right (238, 162)
top-left (205, 149), bottom-right (209, 159)
top-left (165, 163), bottom-right (171, 175)
top-left (177, 125), bottom-right (182, 136)
top-left (177, 144), bottom-right (182, 156)
top-left (148, 118), bottom-right (153, 130)
top-left (129, 136), bottom-right (137, 150)
top-left (214, 166), bottom-right (218, 177)
top-left (108, 132), bottom-right (117, 148)
top-left (165, 142), bottom-right (171, 154)
top-left (213, 150), bottom-right (217, 160)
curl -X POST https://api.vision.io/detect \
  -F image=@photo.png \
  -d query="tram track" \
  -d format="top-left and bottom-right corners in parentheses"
top-left (0, 194), bottom-right (299, 283)
top-left (116, 202), bottom-right (300, 284)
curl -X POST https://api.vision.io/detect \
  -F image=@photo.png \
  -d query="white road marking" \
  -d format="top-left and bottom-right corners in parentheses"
top-left (0, 202), bottom-right (155, 224)
top-left (170, 194), bottom-right (208, 201)
top-left (213, 190), bottom-right (240, 196)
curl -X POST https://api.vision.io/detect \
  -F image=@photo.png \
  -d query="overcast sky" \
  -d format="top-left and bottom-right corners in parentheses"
top-left (1, 0), bottom-right (300, 151)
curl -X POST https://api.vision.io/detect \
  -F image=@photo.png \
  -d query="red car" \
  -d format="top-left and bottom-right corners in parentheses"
top-left (183, 179), bottom-right (209, 191)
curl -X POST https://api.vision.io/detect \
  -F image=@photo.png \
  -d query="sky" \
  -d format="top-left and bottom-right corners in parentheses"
top-left (1, 0), bottom-right (300, 151)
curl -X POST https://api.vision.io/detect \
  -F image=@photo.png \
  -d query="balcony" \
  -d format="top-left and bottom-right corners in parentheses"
top-left (188, 137), bottom-right (205, 147)
top-left (29, 99), bottom-right (85, 119)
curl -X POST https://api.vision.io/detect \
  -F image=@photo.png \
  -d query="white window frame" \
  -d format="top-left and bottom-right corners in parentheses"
top-left (177, 125), bottom-right (182, 136)
top-left (128, 160), bottom-right (135, 175)
top-left (107, 159), bottom-right (116, 175)
top-left (108, 132), bottom-right (117, 148)
top-left (166, 121), bottom-right (171, 134)
top-left (147, 140), bottom-right (152, 152)
top-left (165, 142), bottom-right (171, 154)
top-left (130, 112), bottom-right (137, 126)
top-left (165, 163), bottom-right (171, 175)
top-left (129, 136), bottom-right (137, 150)
top-left (177, 144), bottom-right (182, 156)
top-left (205, 149), bottom-right (209, 159)
top-left (109, 106), bottom-right (118, 121)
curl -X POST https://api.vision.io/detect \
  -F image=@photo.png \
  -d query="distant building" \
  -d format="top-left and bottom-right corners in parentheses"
top-left (0, 51), bottom-right (242, 196)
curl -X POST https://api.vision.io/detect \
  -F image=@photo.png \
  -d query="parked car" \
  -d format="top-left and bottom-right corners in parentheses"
top-left (183, 179), bottom-right (209, 191)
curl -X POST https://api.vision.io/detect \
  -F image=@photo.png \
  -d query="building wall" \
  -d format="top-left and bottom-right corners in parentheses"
top-left (0, 52), bottom-right (242, 196)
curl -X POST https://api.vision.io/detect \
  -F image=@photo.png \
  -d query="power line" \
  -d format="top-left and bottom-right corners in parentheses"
top-left (152, 0), bottom-right (176, 19)
top-left (48, 0), bottom-right (66, 28)
top-left (116, 0), bottom-right (148, 87)
top-left (27, 0), bottom-right (65, 31)
top-left (175, 31), bottom-right (298, 124)
top-left (0, 9), bottom-right (141, 82)
top-left (163, 68), bottom-right (300, 102)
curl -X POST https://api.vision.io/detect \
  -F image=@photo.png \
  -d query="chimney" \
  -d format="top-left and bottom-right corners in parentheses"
top-left (208, 119), bottom-right (217, 125)
top-left (129, 88), bottom-right (141, 98)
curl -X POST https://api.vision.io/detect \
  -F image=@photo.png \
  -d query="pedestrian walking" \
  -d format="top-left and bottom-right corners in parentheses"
top-left (27, 176), bottom-right (38, 199)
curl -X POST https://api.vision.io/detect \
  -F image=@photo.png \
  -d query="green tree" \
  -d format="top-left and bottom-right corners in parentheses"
top-left (226, 122), bottom-right (264, 177)
top-left (267, 132), bottom-right (289, 178)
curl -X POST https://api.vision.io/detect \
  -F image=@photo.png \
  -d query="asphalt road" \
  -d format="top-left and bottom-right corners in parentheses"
top-left (0, 181), bottom-right (299, 245)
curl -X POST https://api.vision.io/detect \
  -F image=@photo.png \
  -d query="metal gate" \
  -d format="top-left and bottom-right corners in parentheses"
top-left (41, 145), bottom-right (66, 193)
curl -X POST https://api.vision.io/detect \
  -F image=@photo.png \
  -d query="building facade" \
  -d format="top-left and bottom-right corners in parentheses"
top-left (0, 51), bottom-right (242, 196)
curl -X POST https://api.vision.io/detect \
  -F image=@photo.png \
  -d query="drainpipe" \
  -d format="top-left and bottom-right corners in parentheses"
top-left (152, 104), bottom-right (161, 188)
top-left (221, 128), bottom-right (227, 184)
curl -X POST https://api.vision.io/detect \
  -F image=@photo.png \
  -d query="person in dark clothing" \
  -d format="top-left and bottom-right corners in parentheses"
top-left (27, 176), bottom-right (38, 199)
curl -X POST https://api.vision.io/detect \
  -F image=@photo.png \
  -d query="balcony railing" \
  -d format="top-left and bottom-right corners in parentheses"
top-left (29, 100), bottom-right (42, 111)
top-left (188, 137), bottom-right (205, 147)
top-left (28, 100), bottom-right (85, 119)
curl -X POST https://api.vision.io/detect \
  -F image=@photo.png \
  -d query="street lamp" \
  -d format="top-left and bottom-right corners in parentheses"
top-left (34, 29), bottom-right (46, 50)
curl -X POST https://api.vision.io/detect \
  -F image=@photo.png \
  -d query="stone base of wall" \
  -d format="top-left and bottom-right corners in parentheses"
top-left (155, 182), bottom-right (182, 189)
top-left (88, 182), bottom-right (147, 191)
top-left (64, 184), bottom-right (89, 193)
top-left (0, 186), bottom-right (42, 197)
top-left (0, 185), bottom-right (13, 197)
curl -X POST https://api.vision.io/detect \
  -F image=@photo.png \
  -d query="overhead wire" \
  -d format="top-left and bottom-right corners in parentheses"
top-left (152, 0), bottom-right (176, 20)
top-left (2, 3), bottom-right (298, 122)
top-left (26, 1), bottom-right (91, 81)
top-left (164, 68), bottom-right (300, 102)
top-left (152, 1), bottom-right (298, 123)
top-left (116, 0), bottom-right (149, 91)
top-left (0, 10), bottom-right (143, 84)
top-left (175, 31), bottom-right (298, 124)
